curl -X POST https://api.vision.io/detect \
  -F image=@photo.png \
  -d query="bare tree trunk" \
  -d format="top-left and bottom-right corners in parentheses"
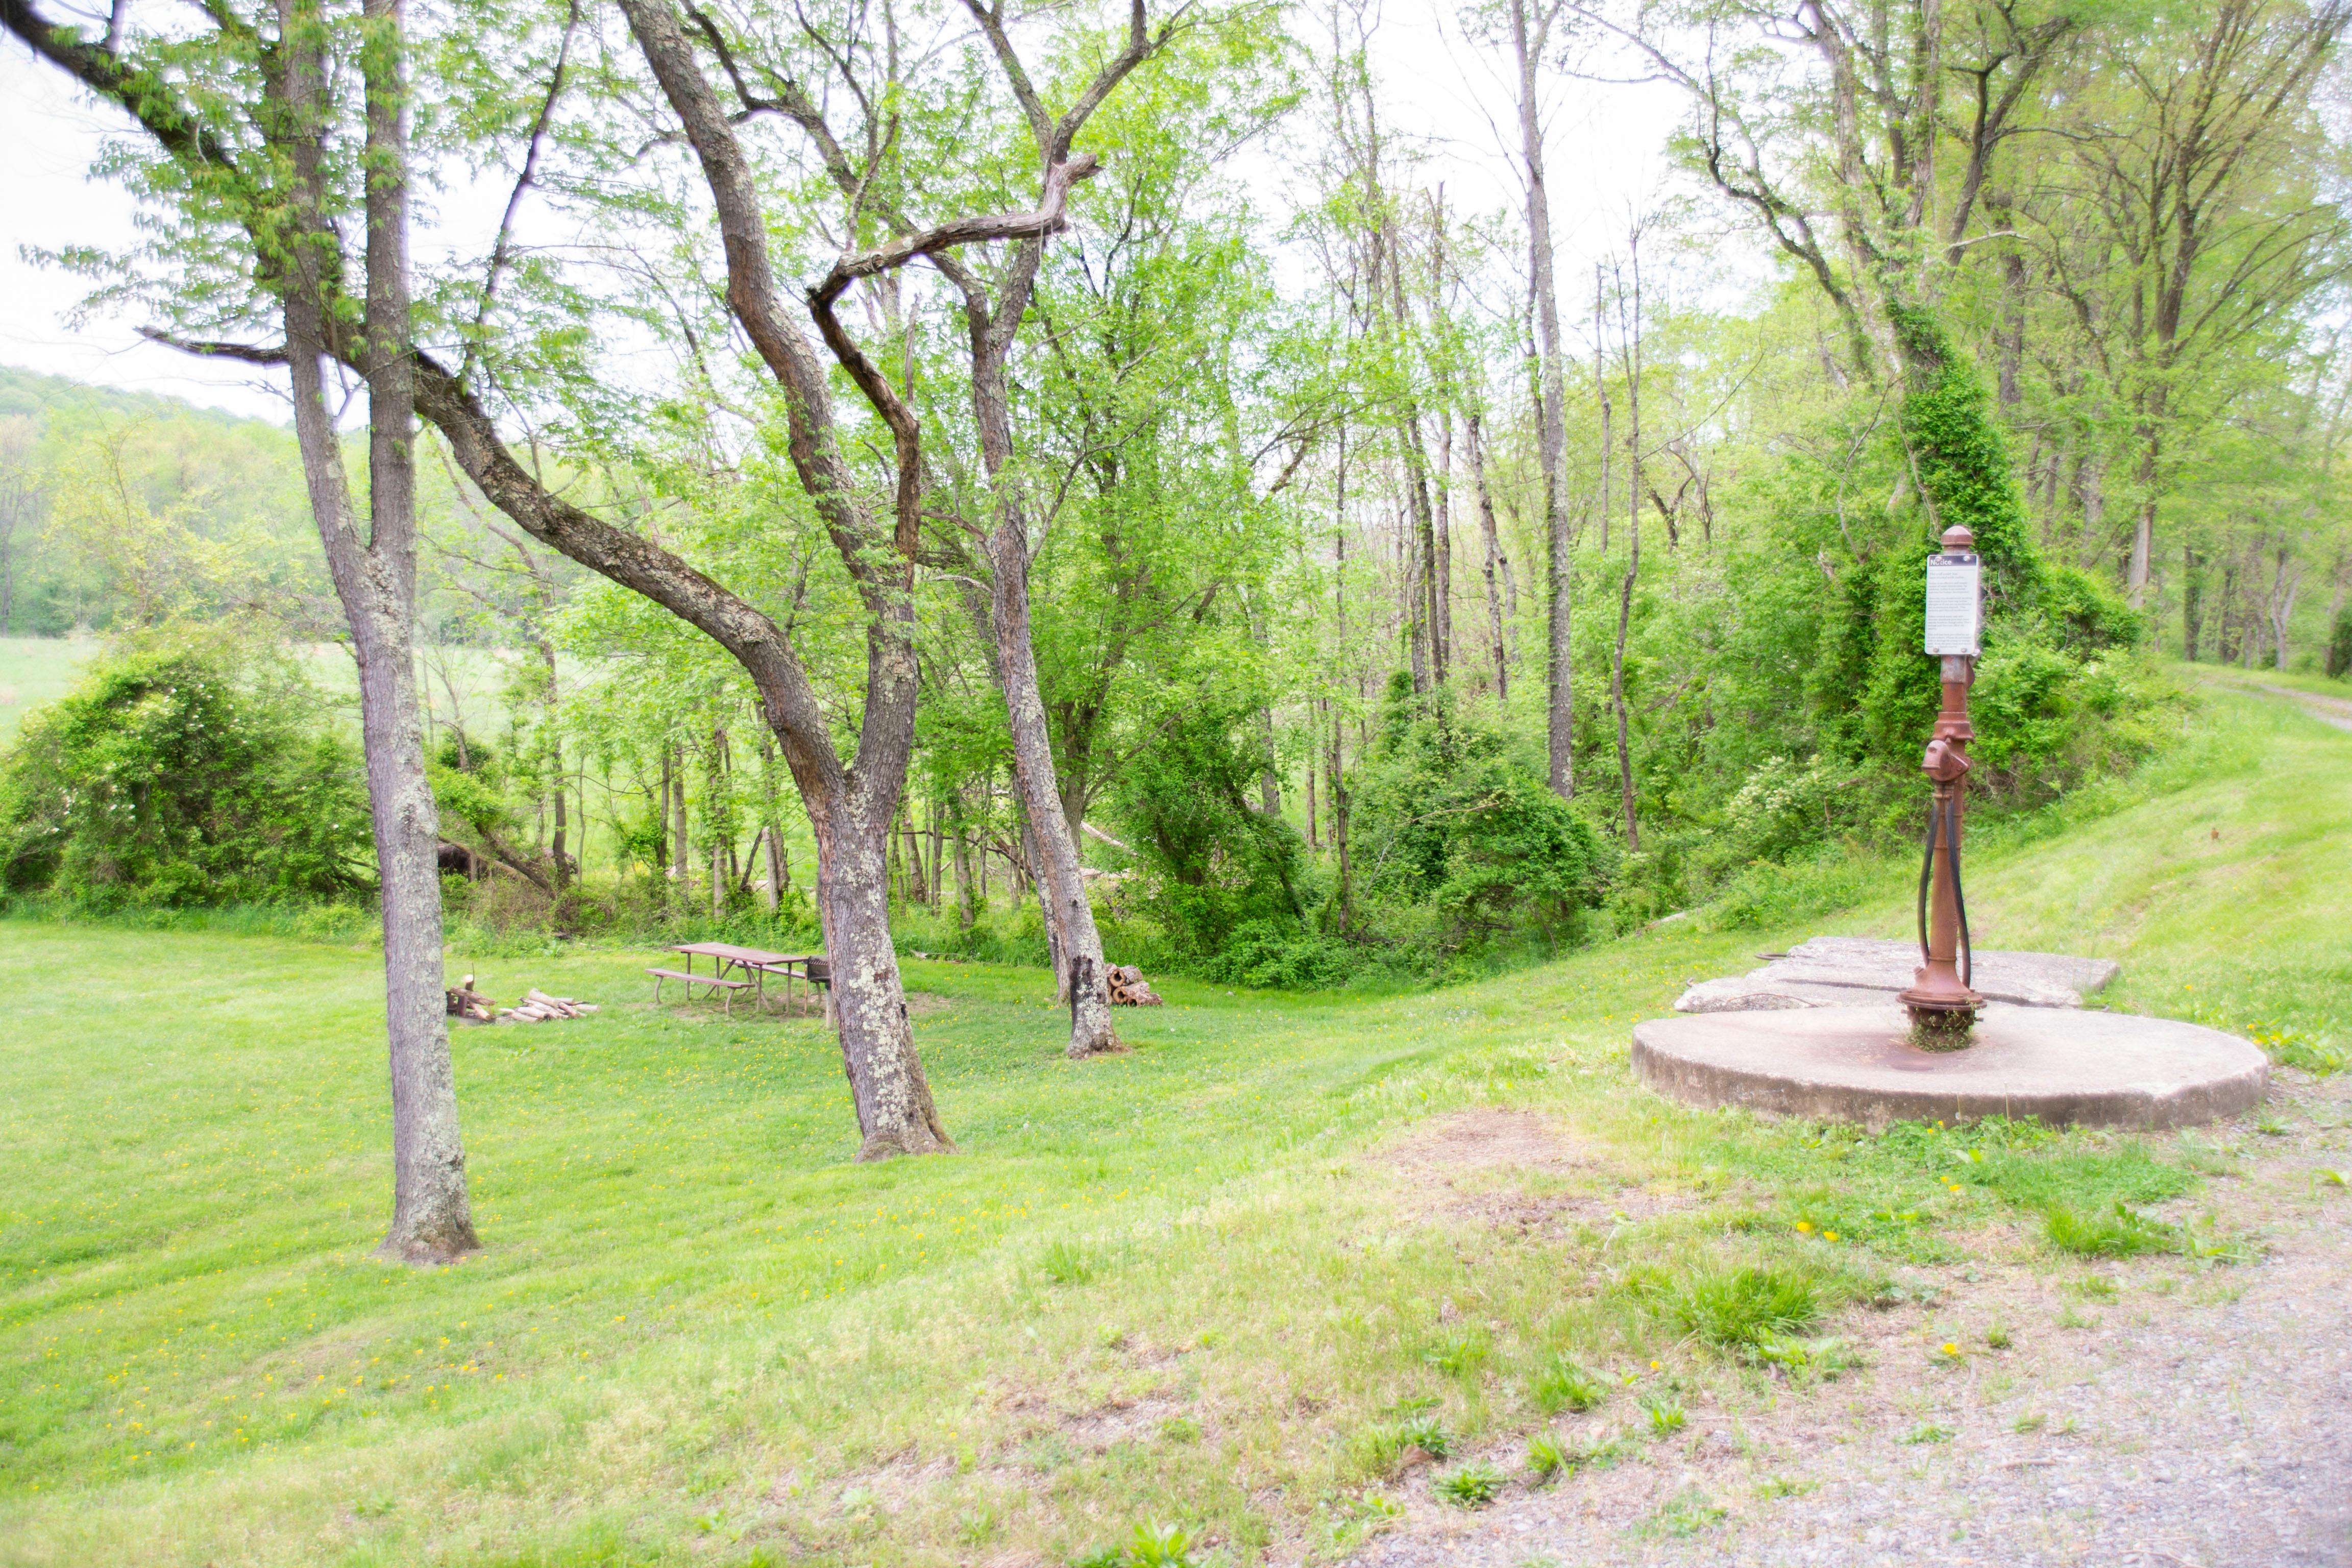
top-left (1468, 408), bottom-right (1508, 700)
top-left (669, 742), bottom-right (688, 893)
top-left (2128, 414), bottom-right (2161, 608)
top-left (2182, 541), bottom-right (2205, 661)
top-left (756, 731), bottom-right (785, 914)
top-left (1305, 728), bottom-right (1319, 847)
top-left (812, 800), bottom-right (950, 1154)
top-left (2269, 540), bottom-right (2305, 669)
top-left (993, 586), bottom-right (1116, 1054)
top-left (927, 802), bottom-right (944, 907)
top-left (1611, 239), bottom-right (1643, 850)
top-left (1258, 707), bottom-right (1281, 816)
top-left (1395, 403), bottom-right (1443, 692)
top-left (1328, 711), bottom-right (1352, 931)
top-left (282, 0), bottom-right (475, 1264)
top-left (655, 747), bottom-right (671, 874)
top-left (1251, 598), bottom-right (1281, 815)
top-left (1434, 410), bottom-right (1455, 678)
top-left (548, 736), bottom-right (569, 890)
top-left (953, 823), bottom-right (976, 931)
top-left (1513, 0), bottom-right (1573, 791)
top-left (1621, 246), bottom-right (1643, 559)
top-left (2074, 453), bottom-right (2106, 565)
top-left (965, 232), bottom-right (1122, 1059)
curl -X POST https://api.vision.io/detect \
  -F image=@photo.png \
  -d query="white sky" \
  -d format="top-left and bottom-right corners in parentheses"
top-left (0, 1), bottom-right (1687, 425)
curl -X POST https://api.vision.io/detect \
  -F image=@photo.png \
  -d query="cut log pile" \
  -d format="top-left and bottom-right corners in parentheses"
top-left (500, 988), bottom-right (600, 1023)
top-left (445, 976), bottom-right (599, 1024)
top-left (445, 975), bottom-right (496, 1023)
top-left (1107, 964), bottom-right (1163, 1006)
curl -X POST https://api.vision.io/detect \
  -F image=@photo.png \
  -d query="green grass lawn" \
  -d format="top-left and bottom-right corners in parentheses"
top-left (0, 684), bottom-right (2343, 1568)
top-left (0, 635), bottom-right (96, 743)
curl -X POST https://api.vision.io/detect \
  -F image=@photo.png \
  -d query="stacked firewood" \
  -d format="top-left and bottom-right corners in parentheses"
top-left (499, 988), bottom-right (600, 1023)
top-left (1107, 964), bottom-right (1163, 1006)
top-left (445, 976), bottom-right (496, 1023)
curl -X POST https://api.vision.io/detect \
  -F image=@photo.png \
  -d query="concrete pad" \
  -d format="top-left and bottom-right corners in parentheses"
top-left (1632, 1003), bottom-right (2269, 1130)
top-left (1674, 937), bottom-right (2120, 1014)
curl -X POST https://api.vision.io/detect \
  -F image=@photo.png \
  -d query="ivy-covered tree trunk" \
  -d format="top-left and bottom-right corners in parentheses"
top-left (1889, 305), bottom-right (2042, 601)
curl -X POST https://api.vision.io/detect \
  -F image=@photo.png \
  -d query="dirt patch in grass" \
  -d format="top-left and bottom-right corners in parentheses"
top-left (1380, 1108), bottom-right (1699, 1238)
top-left (1059, 1394), bottom-right (1189, 1451)
top-left (1386, 1109), bottom-right (1585, 1178)
top-left (1469, 1184), bottom-right (1702, 1240)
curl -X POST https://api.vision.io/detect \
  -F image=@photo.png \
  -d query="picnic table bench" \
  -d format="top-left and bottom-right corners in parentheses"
top-left (646, 966), bottom-right (755, 1013)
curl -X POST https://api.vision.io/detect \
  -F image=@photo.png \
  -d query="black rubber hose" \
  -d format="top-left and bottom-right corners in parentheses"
top-left (1948, 788), bottom-right (1973, 991)
top-left (1915, 790), bottom-right (1940, 969)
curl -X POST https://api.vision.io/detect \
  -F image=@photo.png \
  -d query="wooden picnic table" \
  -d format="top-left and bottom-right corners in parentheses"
top-left (660, 942), bottom-right (827, 1014)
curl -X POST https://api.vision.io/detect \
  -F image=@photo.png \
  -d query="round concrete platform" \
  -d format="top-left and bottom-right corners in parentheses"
top-left (1632, 1003), bottom-right (2269, 1130)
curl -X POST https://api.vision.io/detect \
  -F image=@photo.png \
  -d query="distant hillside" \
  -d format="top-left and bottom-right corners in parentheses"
top-left (0, 364), bottom-right (323, 635)
top-left (0, 364), bottom-right (294, 434)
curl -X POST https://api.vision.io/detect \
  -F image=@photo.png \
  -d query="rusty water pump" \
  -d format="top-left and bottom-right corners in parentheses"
top-left (1897, 525), bottom-right (1986, 1046)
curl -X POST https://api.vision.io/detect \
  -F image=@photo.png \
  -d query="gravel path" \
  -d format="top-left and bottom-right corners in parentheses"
top-left (2254, 682), bottom-right (2352, 734)
top-left (1344, 1074), bottom-right (2352, 1568)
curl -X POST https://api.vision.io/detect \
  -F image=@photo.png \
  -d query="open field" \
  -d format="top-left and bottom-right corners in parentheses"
top-left (1, 685), bottom-right (2347, 1567)
top-left (0, 635), bottom-right (526, 746)
top-left (0, 635), bottom-right (95, 744)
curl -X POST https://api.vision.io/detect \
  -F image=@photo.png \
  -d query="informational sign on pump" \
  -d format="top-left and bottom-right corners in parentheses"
top-left (1923, 546), bottom-right (1981, 657)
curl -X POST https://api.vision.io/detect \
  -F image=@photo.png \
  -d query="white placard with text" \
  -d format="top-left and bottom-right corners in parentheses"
top-left (1924, 553), bottom-right (1981, 656)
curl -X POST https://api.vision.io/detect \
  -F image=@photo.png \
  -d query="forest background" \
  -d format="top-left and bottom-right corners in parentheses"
top-left (3, 0), bottom-right (2350, 996)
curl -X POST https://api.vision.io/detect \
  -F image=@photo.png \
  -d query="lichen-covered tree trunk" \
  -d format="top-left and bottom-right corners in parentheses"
top-left (811, 799), bottom-right (951, 1158)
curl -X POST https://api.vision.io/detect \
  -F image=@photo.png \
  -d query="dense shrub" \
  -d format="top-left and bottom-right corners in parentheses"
top-left (1600, 308), bottom-right (2178, 922)
top-left (0, 635), bottom-right (373, 905)
top-left (1098, 680), bottom-right (1612, 988)
top-left (1350, 676), bottom-right (1613, 946)
top-left (1108, 702), bottom-right (1316, 958)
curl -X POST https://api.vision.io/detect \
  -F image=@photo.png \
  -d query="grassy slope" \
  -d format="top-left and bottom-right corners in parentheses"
top-left (0, 684), bottom-right (2343, 1568)
top-left (0, 636), bottom-right (92, 744)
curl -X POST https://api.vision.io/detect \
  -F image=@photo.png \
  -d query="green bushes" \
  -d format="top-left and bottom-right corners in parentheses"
top-left (0, 634), bottom-right (373, 906)
top-left (1104, 679), bottom-right (1614, 989)
top-left (1350, 678), bottom-right (1613, 943)
top-left (1107, 702), bottom-right (1314, 962)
